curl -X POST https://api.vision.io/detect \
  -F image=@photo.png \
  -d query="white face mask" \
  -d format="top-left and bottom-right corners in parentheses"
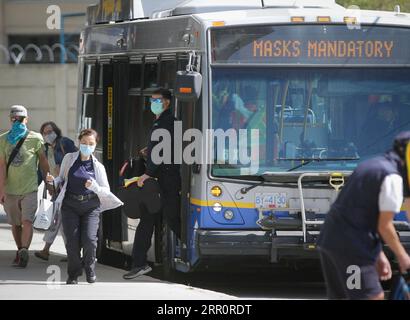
top-left (44, 131), bottom-right (57, 145)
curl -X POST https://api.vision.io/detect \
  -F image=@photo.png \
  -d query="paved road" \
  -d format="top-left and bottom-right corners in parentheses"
top-left (0, 207), bottom-right (235, 300)
top-left (0, 205), bottom-right (326, 300)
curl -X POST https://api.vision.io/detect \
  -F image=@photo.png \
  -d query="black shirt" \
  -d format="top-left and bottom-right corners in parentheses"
top-left (145, 108), bottom-right (180, 178)
top-left (66, 155), bottom-right (96, 195)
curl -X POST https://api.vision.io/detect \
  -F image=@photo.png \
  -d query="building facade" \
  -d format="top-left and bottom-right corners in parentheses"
top-left (0, 0), bottom-right (96, 138)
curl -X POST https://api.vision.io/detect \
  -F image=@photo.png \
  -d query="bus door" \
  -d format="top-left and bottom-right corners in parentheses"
top-left (172, 54), bottom-right (201, 269)
top-left (100, 58), bottom-right (129, 245)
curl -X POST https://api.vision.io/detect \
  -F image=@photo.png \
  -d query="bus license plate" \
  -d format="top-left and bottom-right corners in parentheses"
top-left (255, 193), bottom-right (287, 209)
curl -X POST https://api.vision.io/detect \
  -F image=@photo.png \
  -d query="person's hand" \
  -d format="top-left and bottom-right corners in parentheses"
top-left (46, 184), bottom-right (54, 197)
top-left (0, 191), bottom-right (5, 205)
top-left (46, 172), bottom-right (54, 184)
top-left (137, 174), bottom-right (150, 188)
top-left (397, 253), bottom-right (410, 274)
top-left (85, 180), bottom-right (93, 189)
top-left (377, 251), bottom-right (392, 281)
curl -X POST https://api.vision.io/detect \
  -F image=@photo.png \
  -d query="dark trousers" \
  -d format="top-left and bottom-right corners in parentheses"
top-left (319, 247), bottom-right (383, 300)
top-left (131, 174), bottom-right (181, 268)
top-left (61, 196), bottom-right (101, 278)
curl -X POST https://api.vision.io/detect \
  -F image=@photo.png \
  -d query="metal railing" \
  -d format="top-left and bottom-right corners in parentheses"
top-left (0, 43), bottom-right (79, 64)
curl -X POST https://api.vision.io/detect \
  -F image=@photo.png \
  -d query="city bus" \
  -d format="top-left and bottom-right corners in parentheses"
top-left (77, 0), bottom-right (410, 275)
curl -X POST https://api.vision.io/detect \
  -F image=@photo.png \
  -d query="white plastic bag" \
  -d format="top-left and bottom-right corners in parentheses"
top-left (33, 185), bottom-right (55, 231)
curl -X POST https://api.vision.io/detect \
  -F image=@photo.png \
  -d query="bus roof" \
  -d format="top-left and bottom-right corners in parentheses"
top-left (87, 1), bottom-right (410, 29)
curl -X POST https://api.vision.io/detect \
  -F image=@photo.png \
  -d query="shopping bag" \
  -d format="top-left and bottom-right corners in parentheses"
top-left (33, 184), bottom-right (56, 231)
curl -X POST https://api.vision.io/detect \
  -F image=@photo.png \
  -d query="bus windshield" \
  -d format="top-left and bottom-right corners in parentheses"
top-left (211, 67), bottom-right (410, 177)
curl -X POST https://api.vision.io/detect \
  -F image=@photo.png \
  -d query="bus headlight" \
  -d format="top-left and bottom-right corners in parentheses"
top-left (213, 203), bottom-right (222, 212)
top-left (224, 210), bottom-right (234, 220)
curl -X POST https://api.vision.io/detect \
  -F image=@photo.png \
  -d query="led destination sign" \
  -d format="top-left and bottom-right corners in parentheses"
top-left (212, 25), bottom-right (410, 65)
top-left (253, 40), bottom-right (394, 59)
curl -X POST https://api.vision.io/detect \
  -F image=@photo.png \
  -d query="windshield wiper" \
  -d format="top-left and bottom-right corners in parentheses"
top-left (285, 157), bottom-right (360, 172)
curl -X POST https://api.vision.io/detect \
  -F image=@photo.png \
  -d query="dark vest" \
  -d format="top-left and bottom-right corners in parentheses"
top-left (317, 152), bottom-right (405, 263)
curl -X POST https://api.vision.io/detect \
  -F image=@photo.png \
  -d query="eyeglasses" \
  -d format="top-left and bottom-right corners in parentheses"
top-left (150, 98), bottom-right (162, 104)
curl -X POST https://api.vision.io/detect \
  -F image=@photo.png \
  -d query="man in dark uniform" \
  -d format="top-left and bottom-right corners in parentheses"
top-left (123, 88), bottom-right (181, 279)
top-left (318, 131), bottom-right (410, 300)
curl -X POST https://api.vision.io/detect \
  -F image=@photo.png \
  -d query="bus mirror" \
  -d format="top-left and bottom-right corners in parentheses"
top-left (175, 71), bottom-right (202, 102)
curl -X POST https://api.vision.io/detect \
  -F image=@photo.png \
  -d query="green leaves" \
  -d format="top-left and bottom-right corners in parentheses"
top-left (337, 0), bottom-right (410, 12)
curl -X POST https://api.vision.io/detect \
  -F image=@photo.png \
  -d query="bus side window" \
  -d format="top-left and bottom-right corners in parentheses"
top-left (130, 63), bottom-right (143, 89)
top-left (177, 56), bottom-right (189, 73)
top-left (159, 58), bottom-right (177, 89)
top-left (83, 64), bottom-right (96, 89)
top-left (126, 96), bottom-right (155, 158)
top-left (82, 94), bottom-right (103, 147)
top-left (144, 57), bottom-right (159, 89)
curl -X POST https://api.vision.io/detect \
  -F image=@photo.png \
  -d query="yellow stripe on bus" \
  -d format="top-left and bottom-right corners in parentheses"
top-left (406, 143), bottom-right (410, 188)
top-left (190, 198), bottom-right (255, 209)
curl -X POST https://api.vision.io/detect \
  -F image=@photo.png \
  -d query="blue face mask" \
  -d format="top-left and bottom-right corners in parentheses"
top-left (150, 99), bottom-right (164, 116)
top-left (80, 144), bottom-right (96, 157)
top-left (7, 120), bottom-right (27, 145)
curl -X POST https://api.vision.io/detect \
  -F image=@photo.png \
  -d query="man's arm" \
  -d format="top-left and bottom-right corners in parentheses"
top-left (38, 152), bottom-right (50, 181)
top-left (0, 156), bottom-right (6, 204)
top-left (378, 212), bottom-right (410, 273)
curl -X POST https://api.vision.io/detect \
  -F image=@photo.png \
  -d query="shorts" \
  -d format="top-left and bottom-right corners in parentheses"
top-left (319, 247), bottom-right (383, 300)
top-left (4, 192), bottom-right (38, 226)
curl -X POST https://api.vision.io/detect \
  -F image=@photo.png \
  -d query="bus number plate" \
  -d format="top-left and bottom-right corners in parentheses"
top-left (255, 193), bottom-right (287, 209)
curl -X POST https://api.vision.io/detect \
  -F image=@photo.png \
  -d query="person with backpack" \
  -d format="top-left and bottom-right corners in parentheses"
top-left (0, 105), bottom-right (50, 268)
top-left (35, 121), bottom-right (77, 261)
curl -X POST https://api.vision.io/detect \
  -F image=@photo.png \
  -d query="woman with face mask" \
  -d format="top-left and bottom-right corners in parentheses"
top-left (46, 129), bottom-right (123, 284)
top-left (40, 122), bottom-right (77, 178)
top-left (35, 122), bottom-right (77, 262)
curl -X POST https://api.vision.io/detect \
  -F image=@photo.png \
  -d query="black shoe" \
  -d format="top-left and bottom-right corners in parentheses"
top-left (34, 251), bottom-right (50, 261)
top-left (66, 277), bottom-right (78, 285)
top-left (86, 270), bottom-right (97, 284)
top-left (123, 265), bottom-right (152, 280)
top-left (15, 248), bottom-right (29, 268)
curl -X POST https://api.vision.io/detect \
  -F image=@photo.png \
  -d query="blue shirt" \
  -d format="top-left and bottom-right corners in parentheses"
top-left (66, 156), bottom-right (96, 195)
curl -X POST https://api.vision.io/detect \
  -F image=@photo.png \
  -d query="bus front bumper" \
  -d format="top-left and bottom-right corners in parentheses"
top-left (197, 229), bottom-right (410, 262)
top-left (196, 230), bottom-right (320, 263)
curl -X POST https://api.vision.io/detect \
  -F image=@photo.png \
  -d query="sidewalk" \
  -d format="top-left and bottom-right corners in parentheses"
top-left (0, 207), bottom-right (234, 300)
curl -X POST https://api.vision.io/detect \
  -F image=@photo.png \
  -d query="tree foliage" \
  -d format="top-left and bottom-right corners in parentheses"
top-left (337, 0), bottom-right (410, 12)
